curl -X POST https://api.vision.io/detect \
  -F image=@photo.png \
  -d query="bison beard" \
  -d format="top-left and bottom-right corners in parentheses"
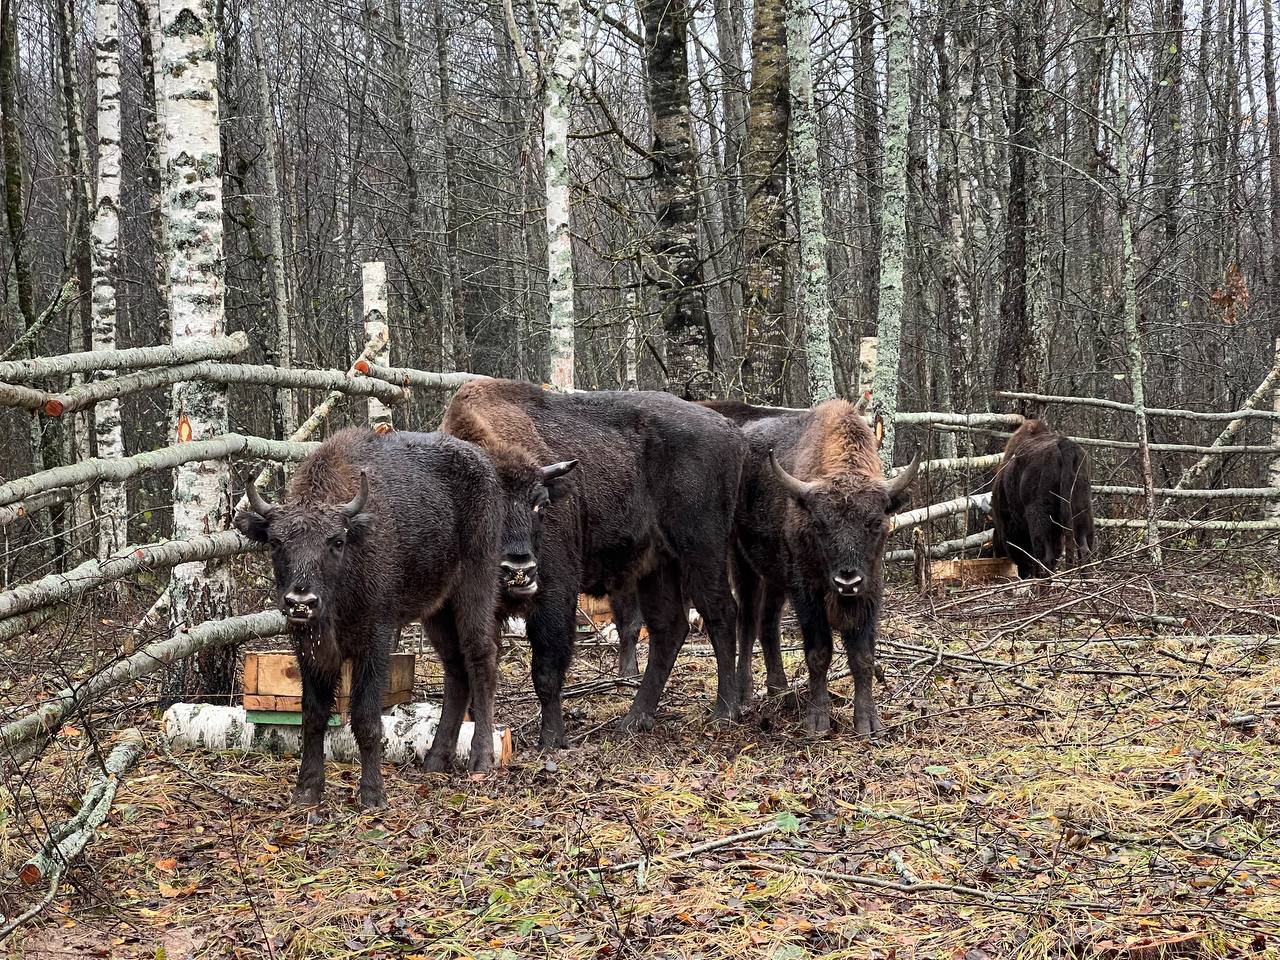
top-left (441, 380), bottom-right (748, 745)
top-left (991, 419), bottom-right (1096, 578)
top-left (234, 428), bottom-right (503, 808)
top-left (732, 400), bottom-right (918, 737)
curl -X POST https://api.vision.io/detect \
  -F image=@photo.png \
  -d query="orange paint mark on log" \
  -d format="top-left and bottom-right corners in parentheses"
top-left (354, 360), bottom-right (370, 374)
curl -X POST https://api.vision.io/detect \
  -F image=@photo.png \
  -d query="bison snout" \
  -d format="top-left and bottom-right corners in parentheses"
top-left (284, 590), bottom-right (320, 623)
top-left (833, 571), bottom-right (864, 596)
top-left (500, 558), bottom-right (539, 598)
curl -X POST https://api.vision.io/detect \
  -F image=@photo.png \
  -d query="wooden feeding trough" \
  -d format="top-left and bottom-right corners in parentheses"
top-left (928, 556), bottom-right (1019, 591)
top-left (242, 651), bottom-right (415, 718)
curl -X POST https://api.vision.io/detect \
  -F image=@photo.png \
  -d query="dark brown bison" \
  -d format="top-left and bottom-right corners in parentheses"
top-left (733, 400), bottom-right (918, 736)
top-left (991, 419), bottom-right (1095, 578)
top-left (234, 428), bottom-right (502, 808)
top-left (441, 379), bottom-right (747, 745)
top-left (613, 398), bottom-right (793, 679)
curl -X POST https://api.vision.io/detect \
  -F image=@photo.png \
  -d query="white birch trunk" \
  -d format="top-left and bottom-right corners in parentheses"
top-left (785, 0), bottom-right (836, 403)
top-left (870, 0), bottom-right (910, 468)
top-left (160, 0), bottom-right (233, 685)
top-left (543, 0), bottom-right (584, 389)
top-left (1268, 336), bottom-right (1280, 517)
top-left (362, 262), bottom-right (393, 431)
top-left (858, 336), bottom-right (878, 400)
top-left (90, 0), bottom-right (127, 564)
top-left (142, 0), bottom-right (171, 317)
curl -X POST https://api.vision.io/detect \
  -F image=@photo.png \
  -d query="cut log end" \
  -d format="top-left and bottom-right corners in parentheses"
top-left (353, 360), bottom-right (371, 374)
top-left (42, 399), bottom-right (64, 417)
top-left (19, 862), bottom-right (43, 887)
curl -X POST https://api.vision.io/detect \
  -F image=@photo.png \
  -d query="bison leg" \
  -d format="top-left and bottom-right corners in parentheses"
top-left (423, 612), bottom-right (470, 773)
top-left (1025, 502), bottom-right (1058, 577)
top-left (456, 601), bottom-right (499, 772)
top-left (527, 589), bottom-right (576, 749)
top-left (684, 559), bottom-right (741, 722)
top-left (758, 585), bottom-right (788, 699)
top-left (294, 663), bottom-right (338, 807)
top-left (620, 564), bottom-right (688, 733)
top-left (610, 589), bottom-right (644, 679)
top-left (841, 611), bottom-right (882, 738)
top-left (348, 638), bottom-right (390, 809)
top-left (733, 558), bottom-right (762, 707)
top-left (792, 588), bottom-right (834, 736)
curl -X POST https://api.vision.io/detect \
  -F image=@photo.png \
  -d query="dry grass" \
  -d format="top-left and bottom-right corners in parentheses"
top-left (2, 551), bottom-right (1279, 959)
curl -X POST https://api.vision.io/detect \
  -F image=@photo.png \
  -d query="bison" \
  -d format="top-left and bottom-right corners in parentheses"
top-left (441, 379), bottom-right (747, 745)
top-left (991, 419), bottom-right (1095, 578)
top-left (733, 400), bottom-right (918, 736)
top-left (234, 428), bottom-right (503, 808)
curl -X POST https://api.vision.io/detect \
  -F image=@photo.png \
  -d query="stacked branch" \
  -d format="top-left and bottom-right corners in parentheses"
top-left (359, 362), bottom-right (489, 391)
top-left (0, 331), bottom-right (247, 381)
top-left (891, 492), bottom-right (991, 532)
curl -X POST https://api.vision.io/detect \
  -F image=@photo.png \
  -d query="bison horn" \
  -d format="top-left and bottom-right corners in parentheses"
top-left (539, 460), bottom-right (578, 483)
top-left (246, 481), bottom-right (276, 519)
top-left (340, 470), bottom-right (369, 517)
top-left (885, 453), bottom-right (921, 499)
top-left (769, 449), bottom-right (816, 501)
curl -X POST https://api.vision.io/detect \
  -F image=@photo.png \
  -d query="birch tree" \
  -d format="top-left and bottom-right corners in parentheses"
top-left (870, 0), bottom-right (910, 467)
top-left (741, 0), bottom-right (789, 403)
top-left (544, 0), bottom-right (584, 389)
top-left (90, 0), bottom-right (128, 562)
top-left (160, 0), bottom-right (234, 693)
top-left (785, 0), bottom-right (835, 404)
top-left (362, 262), bottom-right (393, 431)
top-left (639, 0), bottom-right (714, 398)
top-left (1263, 0), bottom-right (1280, 519)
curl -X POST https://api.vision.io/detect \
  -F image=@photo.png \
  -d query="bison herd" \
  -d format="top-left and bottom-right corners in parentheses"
top-left (234, 380), bottom-right (1093, 808)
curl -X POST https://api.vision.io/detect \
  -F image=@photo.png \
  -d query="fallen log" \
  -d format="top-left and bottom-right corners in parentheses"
top-left (39, 361), bottom-right (406, 416)
top-left (887, 530), bottom-right (993, 561)
top-left (1095, 517), bottom-right (1280, 531)
top-left (1095, 484), bottom-right (1280, 500)
top-left (0, 487), bottom-right (72, 527)
top-left (891, 492), bottom-right (992, 532)
top-left (918, 453), bottom-right (1004, 475)
top-left (996, 390), bottom-right (1280, 422)
top-left (0, 331), bottom-right (247, 382)
top-left (0, 530), bottom-right (262, 622)
top-left (1, 730), bottom-right (146, 940)
top-left (359, 363), bottom-right (490, 391)
top-left (162, 702), bottom-right (511, 766)
top-left (0, 610), bottom-right (286, 757)
top-left (0, 608), bottom-right (60, 646)
top-left (0, 433), bottom-right (317, 507)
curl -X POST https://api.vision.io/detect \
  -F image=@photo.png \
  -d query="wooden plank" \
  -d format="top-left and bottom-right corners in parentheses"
top-left (244, 650), bottom-right (415, 708)
top-left (245, 710), bottom-right (341, 727)
top-left (386, 653), bottom-right (415, 696)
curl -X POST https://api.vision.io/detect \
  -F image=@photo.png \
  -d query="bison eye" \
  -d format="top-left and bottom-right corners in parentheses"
top-left (330, 536), bottom-right (345, 551)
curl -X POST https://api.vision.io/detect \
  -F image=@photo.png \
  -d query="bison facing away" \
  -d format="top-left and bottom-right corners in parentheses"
top-left (234, 428), bottom-right (503, 808)
top-left (991, 419), bottom-right (1095, 578)
top-left (441, 379), bottom-right (748, 745)
top-left (734, 400), bottom-right (918, 736)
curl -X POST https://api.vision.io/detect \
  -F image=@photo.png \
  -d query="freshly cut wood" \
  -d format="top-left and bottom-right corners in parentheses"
top-left (162, 702), bottom-right (512, 767)
top-left (929, 556), bottom-right (1018, 589)
top-left (40, 361), bottom-right (406, 416)
top-left (18, 729), bottom-right (145, 888)
top-left (0, 610), bottom-right (286, 756)
top-left (0, 487), bottom-right (72, 526)
top-left (0, 433), bottom-right (317, 507)
top-left (0, 529), bottom-right (263, 622)
top-left (891, 492), bottom-right (992, 531)
top-left (242, 650), bottom-right (414, 713)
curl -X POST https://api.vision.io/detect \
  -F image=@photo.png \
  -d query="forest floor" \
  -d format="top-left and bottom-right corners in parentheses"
top-left (2, 545), bottom-right (1279, 959)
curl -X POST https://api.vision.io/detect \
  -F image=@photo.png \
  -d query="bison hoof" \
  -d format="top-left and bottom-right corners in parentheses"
top-left (854, 710), bottom-right (883, 739)
top-left (538, 728), bottom-right (568, 750)
top-left (359, 787), bottom-right (388, 810)
top-left (617, 710), bottom-right (655, 734)
top-left (711, 702), bottom-right (740, 724)
top-left (803, 708), bottom-right (831, 737)
top-left (423, 753), bottom-right (451, 774)
top-left (469, 753), bottom-right (494, 774)
top-left (292, 785), bottom-right (322, 807)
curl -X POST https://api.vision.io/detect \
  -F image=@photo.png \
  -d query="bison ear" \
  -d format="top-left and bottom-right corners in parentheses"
top-left (233, 508), bottom-right (271, 544)
top-left (344, 510), bottom-right (373, 544)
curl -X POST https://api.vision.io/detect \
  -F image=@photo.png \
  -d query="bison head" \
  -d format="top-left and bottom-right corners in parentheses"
top-left (233, 472), bottom-right (372, 626)
top-left (490, 458), bottom-right (578, 601)
top-left (770, 452), bottom-right (919, 599)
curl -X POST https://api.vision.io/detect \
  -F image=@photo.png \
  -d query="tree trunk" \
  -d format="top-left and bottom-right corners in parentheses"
top-left (785, 0), bottom-right (835, 403)
top-left (544, 0), bottom-right (584, 389)
top-left (90, 0), bottom-right (128, 564)
top-left (740, 0), bottom-right (789, 403)
top-left (362, 262), bottom-right (393, 431)
top-left (870, 0), bottom-right (911, 468)
top-left (990, 0), bottom-right (1049, 426)
top-left (639, 0), bottom-right (714, 398)
top-left (434, 2), bottom-right (467, 372)
top-left (248, 0), bottom-right (296, 437)
top-left (160, 0), bottom-right (234, 698)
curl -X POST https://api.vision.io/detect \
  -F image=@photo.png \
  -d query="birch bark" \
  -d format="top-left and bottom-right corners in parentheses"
top-left (362, 262), bottom-right (393, 431)
top-left (160, 0), bottom-right (234, 693)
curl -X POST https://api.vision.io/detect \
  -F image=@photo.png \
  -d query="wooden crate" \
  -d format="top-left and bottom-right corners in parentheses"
top-left (576, 594), bottom-right (649, 641)
top-left (242, 651), bottom-right (415, 713)
top-left (929, 556), bottom-right (1019, 589)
